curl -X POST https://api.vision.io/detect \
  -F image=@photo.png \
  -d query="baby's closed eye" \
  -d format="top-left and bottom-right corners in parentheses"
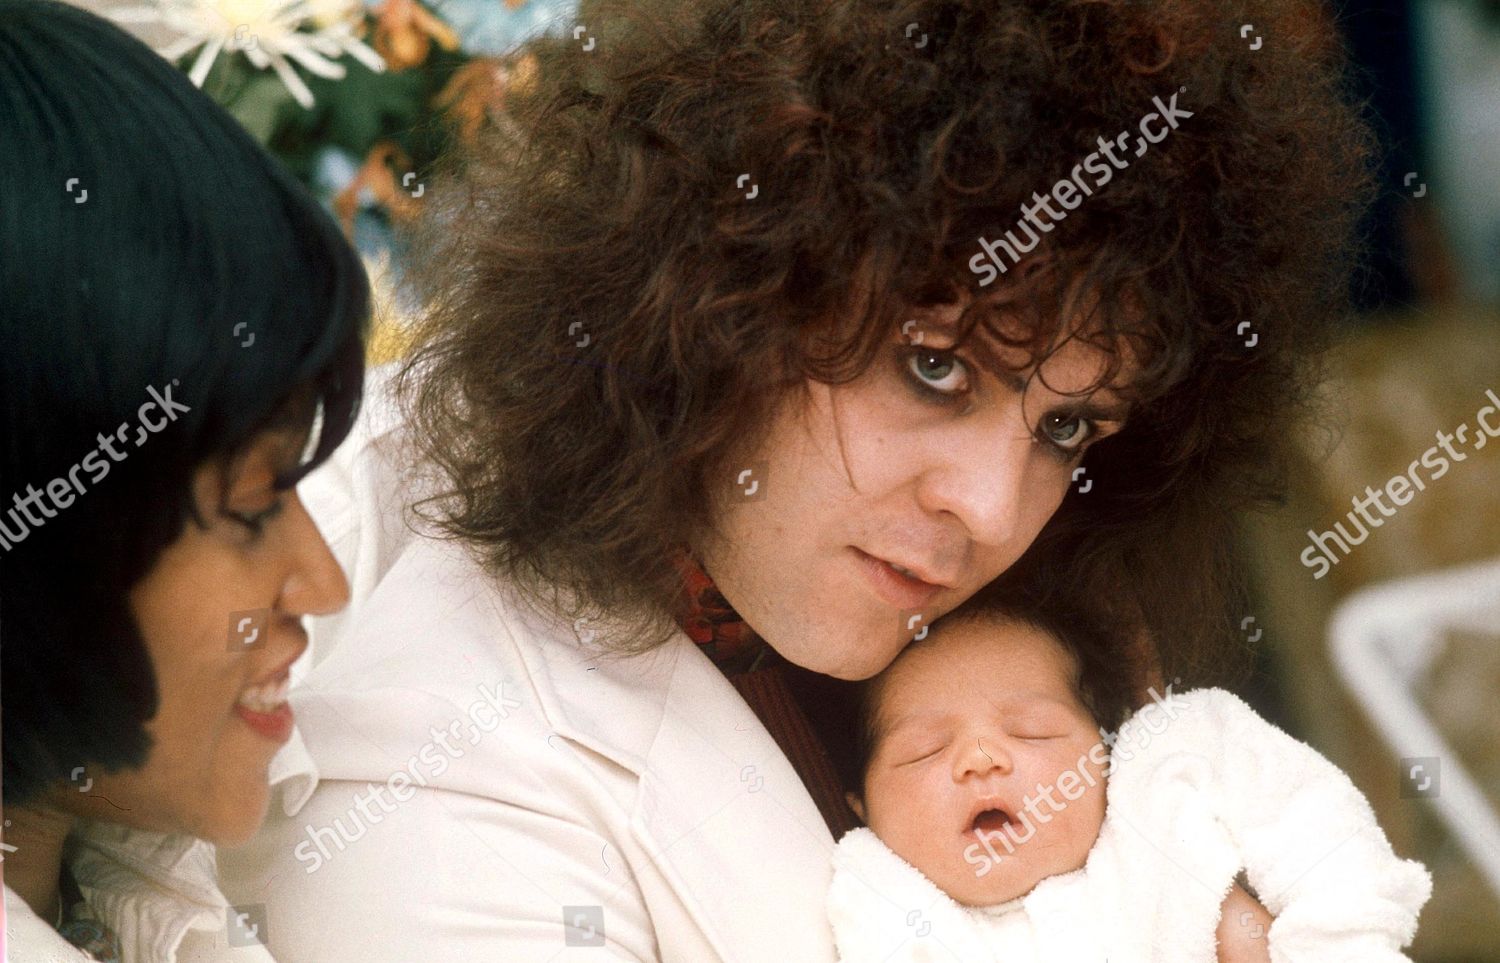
top-left (1010, 729), bottom-right (1066, 740)
top-left (1007, 722), bottom-right (1069, 740)
top-left (898, 743), bottom-right (949, 765)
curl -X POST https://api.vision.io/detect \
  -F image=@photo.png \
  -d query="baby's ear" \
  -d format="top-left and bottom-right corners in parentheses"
top-left (845, 791), bottom-right (866, 823)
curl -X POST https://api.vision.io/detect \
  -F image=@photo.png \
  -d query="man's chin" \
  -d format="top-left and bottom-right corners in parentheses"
top-left (791, 642), bottom-right (895, 681)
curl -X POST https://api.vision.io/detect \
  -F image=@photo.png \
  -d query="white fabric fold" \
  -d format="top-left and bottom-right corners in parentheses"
top-left (827, 687), bottom-right (1433, 963)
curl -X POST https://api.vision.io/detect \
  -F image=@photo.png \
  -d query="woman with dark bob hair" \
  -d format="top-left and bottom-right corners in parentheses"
top-left (0, 1), bottom-right (368, 958)
top-left (219, 0), bottom-right (1377, 959)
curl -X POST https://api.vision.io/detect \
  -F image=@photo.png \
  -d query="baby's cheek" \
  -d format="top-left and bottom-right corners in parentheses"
top-left (1048, 743), bottom-right (1109, 860)
top-left (864, 765), bottom-right (930, 835)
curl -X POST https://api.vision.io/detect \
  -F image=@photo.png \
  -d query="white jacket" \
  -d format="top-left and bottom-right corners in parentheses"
top-left (825, 688), bottom-right (1433, 963)
top-left (216, 364), bottom-right (840, 962)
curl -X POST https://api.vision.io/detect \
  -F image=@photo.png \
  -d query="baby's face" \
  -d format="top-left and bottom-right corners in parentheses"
top-left (858, 615), bottom-right (1109, 907)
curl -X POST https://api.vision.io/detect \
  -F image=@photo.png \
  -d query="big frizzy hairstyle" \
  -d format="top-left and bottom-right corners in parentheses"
top-left (397, 0), bottom-right (1378, 682)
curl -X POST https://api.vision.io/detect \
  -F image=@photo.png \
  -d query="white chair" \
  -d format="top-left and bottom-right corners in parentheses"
top-left (1328, 556), bottom-right (1500, 900)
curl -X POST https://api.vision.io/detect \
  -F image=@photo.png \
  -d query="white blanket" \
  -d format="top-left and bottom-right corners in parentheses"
top-left (826, 687), bottom-right (1432, 962)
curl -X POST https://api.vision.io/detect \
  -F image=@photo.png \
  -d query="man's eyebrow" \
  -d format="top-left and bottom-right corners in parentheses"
top-left (914, 317), bottom-right (1132, 422)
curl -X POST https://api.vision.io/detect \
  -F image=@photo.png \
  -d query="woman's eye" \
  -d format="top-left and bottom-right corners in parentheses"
top-left (225, 498), bottom-right (285, 537)
top-left (904, 348), bottom-right (971, 399)
top-left (1039, 411), bottom-right (1095, 454)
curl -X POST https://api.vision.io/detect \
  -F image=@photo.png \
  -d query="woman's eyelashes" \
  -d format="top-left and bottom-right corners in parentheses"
top-left (224, 497), bottom-right (285, 539)
top-left (899, 345), bottom-right (1100, 462)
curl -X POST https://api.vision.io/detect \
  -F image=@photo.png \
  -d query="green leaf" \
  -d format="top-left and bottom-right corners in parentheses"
top-left (226, 73), bottom-right (298, 144)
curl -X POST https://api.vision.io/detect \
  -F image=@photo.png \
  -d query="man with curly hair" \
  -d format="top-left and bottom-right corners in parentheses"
top-left (220, 0), bottom-right (1380, 959)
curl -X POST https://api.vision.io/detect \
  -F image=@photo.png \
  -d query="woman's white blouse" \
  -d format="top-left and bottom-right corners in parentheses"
top-left (215, 364), bottom-right (840, 962)
top-left (1, 734), bottom-right (312, 963)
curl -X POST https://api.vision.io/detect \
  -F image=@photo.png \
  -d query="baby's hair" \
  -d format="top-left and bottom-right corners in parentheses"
top-left (792, 579), bottom-right (1145, 813)
top-left (940, 579), bottom-right (1144, 735)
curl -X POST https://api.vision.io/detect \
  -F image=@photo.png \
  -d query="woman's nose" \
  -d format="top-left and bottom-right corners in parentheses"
top-left (277, 493), bottom-right (350, 619)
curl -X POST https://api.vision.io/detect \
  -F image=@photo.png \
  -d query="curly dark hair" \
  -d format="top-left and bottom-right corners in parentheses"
top-left (397, 0), bottom-right (1378, 680)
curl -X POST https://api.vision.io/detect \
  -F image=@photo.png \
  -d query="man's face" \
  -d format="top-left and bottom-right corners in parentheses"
top-left (696, 298), bottom-right (1134, 680)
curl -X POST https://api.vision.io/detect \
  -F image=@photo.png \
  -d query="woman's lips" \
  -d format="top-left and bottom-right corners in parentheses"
top-left (235, 674), bottom-right (293, 743)
top-left (235, 701), bottom-right (294, 743)
top-left (852, 547), bottom-right (944, 609)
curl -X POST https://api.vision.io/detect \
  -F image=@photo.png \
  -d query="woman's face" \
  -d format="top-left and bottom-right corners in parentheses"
top-left (698, 298), bottom-right (1135, 680)
top-left (62, 426), bottom-right (348, 845)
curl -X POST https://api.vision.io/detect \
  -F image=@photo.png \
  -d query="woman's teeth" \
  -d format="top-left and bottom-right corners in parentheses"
top-left (237, 676), bottom-right (290, 713)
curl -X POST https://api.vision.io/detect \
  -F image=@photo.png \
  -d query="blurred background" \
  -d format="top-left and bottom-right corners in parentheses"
top-left (1238, 4), bottom-right (1500, 960)
top-left (65, 0), bottom-right (1500, 958)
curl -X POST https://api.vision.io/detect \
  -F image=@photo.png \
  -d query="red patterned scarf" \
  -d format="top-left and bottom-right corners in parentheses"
top-left (667, 547), bottom-right (862, 837)
top-left (669, 548), bottom-right (768, 674)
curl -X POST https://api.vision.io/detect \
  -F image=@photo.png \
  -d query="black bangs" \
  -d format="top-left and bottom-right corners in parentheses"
top-left (0, 0), bottom-right (369, 804)
top-left (274, 330), bottom-right (367, 491)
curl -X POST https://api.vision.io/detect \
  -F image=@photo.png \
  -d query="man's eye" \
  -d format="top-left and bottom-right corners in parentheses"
top-left (904, 348), bottom-right (971, 399)
top-left (1039, 412), bottom-right (1095, 453)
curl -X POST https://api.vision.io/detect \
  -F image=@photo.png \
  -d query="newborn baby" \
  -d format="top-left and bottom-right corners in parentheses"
top-left (825, 596), bottom-right (1432, 963)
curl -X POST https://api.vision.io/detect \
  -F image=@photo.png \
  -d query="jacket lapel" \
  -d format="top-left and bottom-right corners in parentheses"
top-left (519, 604), bottom-right (839, 962)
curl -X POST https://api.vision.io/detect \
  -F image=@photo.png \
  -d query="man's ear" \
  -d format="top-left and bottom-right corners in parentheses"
top-left (845, 791), bottom-right (866, 823)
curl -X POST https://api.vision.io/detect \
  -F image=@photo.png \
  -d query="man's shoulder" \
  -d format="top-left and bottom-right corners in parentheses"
top-left (292, 529), bottom-right (695, 788)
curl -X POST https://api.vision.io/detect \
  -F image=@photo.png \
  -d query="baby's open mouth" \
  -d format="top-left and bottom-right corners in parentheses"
top-left (969, 807), bottom-right (1013, 835)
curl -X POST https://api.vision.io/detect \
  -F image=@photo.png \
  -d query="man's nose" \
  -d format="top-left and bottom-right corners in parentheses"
top-left (917, 420), bottom-right (1042, 549)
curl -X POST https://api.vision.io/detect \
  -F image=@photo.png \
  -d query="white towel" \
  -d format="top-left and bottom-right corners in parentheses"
top-left (826, 687), bottom-right (1433, 963)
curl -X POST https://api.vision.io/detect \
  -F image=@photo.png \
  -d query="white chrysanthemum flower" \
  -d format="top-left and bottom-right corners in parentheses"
top-left (108, 0), bottom-right (385, 109)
